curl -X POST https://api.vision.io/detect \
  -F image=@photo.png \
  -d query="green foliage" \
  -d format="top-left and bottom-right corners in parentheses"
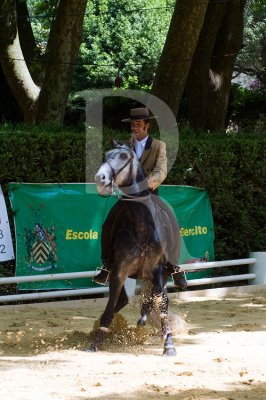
top-left (166, 133), bottom-right (266, 260)
top-left (1, 124), bottom-right (265, 262)
top-left (27, 0), bottom-right (173, 91)
top-left (237, 0), bottom-right (266, 84)
top-left (229, 83), bottom-right (266, 130)
top-left (27, 0), bottom-right (55, 54)
top-left (72, 0), bottom-right (173, 90)
top-left (0, 124), bottom-right (86, 184)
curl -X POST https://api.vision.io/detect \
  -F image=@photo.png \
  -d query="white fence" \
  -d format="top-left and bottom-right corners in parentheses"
top-left (1, 252), bottom-right (265, 303)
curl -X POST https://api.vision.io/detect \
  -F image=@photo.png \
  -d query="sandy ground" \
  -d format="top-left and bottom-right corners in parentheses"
top-left (0, 285), bottom-right (266, 400)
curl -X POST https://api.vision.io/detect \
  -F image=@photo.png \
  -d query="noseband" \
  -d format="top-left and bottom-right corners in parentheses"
top-left (102, 146), bottom-right (150, 201)
top-left (106, 146), bottom-right (134, 182)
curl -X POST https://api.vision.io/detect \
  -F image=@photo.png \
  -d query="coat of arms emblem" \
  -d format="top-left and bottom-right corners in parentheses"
top-left (25, 223), bottom-right (57, 271)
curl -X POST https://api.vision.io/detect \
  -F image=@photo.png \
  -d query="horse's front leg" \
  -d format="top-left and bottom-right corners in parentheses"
top-left (87, 271), bottom-right (126, 352)
top-left (160, 293), bottom-right (176, 356)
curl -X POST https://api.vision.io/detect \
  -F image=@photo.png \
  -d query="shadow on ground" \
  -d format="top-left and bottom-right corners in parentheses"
top-left (71, 382), bottom-right (266, 400)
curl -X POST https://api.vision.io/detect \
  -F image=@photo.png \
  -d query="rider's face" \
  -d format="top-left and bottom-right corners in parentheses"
top-left (131, 120), bottom-right (150, 141)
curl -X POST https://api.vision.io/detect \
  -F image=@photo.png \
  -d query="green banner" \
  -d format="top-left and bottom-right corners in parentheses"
top-left (8, 183), bottom-right (214, 290)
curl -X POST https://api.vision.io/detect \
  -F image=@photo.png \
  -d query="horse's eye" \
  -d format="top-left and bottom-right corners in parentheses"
top-left (120, 153), bottom-right (127, 159)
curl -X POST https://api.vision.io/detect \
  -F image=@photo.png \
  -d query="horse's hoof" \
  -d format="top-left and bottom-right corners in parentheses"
top-left (84, 344), bottom-right (97, 352)
top-left (163, 347), bottom-right (177, 357)
top-left (137, 318), bottom-right (146, 326)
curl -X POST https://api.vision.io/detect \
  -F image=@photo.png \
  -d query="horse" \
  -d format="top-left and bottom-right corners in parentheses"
top-left (89, 140), bottom-right (177, 356)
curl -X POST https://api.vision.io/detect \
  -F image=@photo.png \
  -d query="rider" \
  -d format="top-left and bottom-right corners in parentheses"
top-left (93, 107), bottom-right (187, 289)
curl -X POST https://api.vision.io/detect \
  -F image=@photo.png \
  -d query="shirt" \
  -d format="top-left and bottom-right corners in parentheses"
top-left (134, 136), bottom-right (149, 159)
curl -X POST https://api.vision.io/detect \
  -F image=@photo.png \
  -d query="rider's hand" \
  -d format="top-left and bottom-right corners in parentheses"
top-left (147, 177), bottom-right (157, 190)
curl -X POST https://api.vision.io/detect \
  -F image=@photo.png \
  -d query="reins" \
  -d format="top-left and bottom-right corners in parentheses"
top-left (111, 180), bottom-right (151, 201)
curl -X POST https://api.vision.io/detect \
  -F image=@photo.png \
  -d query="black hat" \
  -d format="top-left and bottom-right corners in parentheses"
top-left (121, 107), bottom-right (157, 122)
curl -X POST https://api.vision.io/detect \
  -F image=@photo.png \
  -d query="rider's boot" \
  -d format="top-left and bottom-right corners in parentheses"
top-left (92, 262), bottom-right (111, 285)
top-left (166, 263), bottom-right (188, 289)
top-left (172, 268), bottom-right (188, 289)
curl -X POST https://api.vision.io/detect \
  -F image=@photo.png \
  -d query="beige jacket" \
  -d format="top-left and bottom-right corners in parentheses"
top-left (138, 136), bottom-right (167, 190)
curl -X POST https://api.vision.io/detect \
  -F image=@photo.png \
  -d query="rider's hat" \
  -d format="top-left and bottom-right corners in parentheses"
top-left (121, 107), bottom-right (157, 122)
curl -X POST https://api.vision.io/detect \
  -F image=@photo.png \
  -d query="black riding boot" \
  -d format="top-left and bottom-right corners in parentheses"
top-left (93, 262), bottom-right (111, 285)
top-left (166, 263), bottom-right (188, 289)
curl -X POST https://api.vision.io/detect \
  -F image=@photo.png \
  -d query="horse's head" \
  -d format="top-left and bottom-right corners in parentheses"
top-left (95, 140), bottom-right (139, 196)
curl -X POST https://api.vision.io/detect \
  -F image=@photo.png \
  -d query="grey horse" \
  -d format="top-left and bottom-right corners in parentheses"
top-left (89, 141), bottom-right (177, 356)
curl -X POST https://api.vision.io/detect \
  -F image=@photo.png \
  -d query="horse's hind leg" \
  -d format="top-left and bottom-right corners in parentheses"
top-left (153, 266), bottom-right (176, 357)
top-left (160, 293), bottom-right (176, 356)
top-left (137, 291), bottom-right (154, 326)
top-left (137, 267), bottom-right (170, 327)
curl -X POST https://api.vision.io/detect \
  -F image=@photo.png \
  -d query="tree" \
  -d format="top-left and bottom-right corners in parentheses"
top-left (151, 0), bottom-right (246, 131)
top-left (235, 0), bottom-right (266, 85)
top-left (185, 0), bottom-right (246, 131)
top-left (204, 0), bottom-right (246, 130)
top-left (0, 64), bottom-right (22, 122)
top-left (184, 1), bottom-right (228, 130)
top-left (73, 0), bottom-right (173, 91)
top-left (151, 0), bottom-right (209, 116)
top-left (16, 0), bottom-right (43, 84)
top-left (0, 0), bottom-right (87, 123)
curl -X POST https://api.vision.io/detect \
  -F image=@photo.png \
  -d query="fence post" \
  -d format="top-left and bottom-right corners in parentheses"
top-left (249, 252), bottom-right (266, 285)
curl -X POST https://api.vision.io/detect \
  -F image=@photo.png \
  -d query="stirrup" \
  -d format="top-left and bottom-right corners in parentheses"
top-left (92, 266), bottom-right (110, 285)
top-left (170, 265), bottom-right (180, 277)
top-left (171, 266), bottom-right (186, 283)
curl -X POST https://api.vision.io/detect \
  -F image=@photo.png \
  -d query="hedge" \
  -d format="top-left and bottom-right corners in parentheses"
top-left (0, 124), bottom-right (265, 263)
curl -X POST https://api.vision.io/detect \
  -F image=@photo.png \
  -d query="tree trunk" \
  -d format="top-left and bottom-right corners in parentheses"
top-left (151, 0), bottom-right (209, 116)
top-left (0, 0), bottom-right (87, 123)
top-left (35, 0), bottom-right (87, 123)
top-left (16, 0), bottom-right (43, 85)
top-left (184, 2), bottom-right (227, 130)
top-left (205, 0), bottom-right (246, 130)
top-left (0, 0), bottom-right (40, 121)
top-left (0, 64), bottom-right (22, 122)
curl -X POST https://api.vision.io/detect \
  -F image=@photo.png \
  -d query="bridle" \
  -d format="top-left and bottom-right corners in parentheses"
top-left (106, 146), bottom-right (134, 182)
top-left (104, 146), bottom-right (134, 198)
top-left (104, 146), bottom-right (150, 201)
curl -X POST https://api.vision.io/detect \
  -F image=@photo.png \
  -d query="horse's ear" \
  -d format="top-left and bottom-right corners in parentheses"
top-left (128, 134), bottom-right (135, 150)
top-left (111, 139), bottom-right (119, 148)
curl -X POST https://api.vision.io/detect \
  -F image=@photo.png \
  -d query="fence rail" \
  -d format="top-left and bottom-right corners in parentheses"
top-left (0, 256), bottom-right (261, 304)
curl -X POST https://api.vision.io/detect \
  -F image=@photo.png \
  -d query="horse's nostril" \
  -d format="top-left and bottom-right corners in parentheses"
top-left (96, 174), bottom-right (106, 183)
top-left (95, 174), bottom-right (103, 184)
